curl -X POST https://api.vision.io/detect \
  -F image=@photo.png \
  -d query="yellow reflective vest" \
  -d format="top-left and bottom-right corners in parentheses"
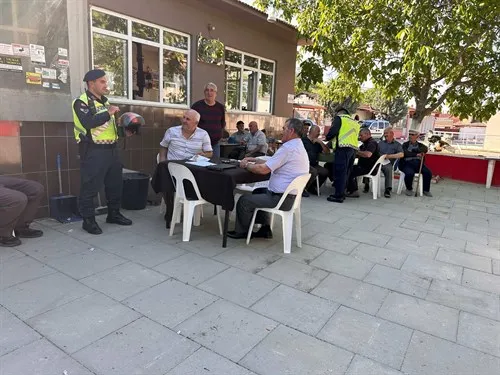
top-left (72, 93), bottom-right (118, 143)
top-left (337, 114), bottom-right (360, 149)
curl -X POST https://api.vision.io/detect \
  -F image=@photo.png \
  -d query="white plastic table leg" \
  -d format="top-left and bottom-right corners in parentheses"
top-left (486, 159), bottom-right (496, 189)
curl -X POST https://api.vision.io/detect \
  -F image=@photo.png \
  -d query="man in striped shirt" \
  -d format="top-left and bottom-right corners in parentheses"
top-left (191, 82), bottom-right (226, 157)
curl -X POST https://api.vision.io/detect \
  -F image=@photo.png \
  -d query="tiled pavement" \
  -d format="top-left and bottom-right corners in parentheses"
top-left (1, 180), bottom-right (499, 375)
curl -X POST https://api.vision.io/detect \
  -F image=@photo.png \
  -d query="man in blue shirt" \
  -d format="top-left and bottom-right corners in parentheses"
top-left (378, 127), bottom-right (404, 198)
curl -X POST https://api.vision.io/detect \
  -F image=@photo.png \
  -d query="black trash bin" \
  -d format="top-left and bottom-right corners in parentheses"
top-left (122, 172), bottom-right (150, 210)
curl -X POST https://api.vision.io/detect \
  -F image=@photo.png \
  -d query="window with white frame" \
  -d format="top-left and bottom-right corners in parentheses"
top-left (224, 48), bottom-right (275, 113)
top-left (90, 7), bottom-right (190, 106)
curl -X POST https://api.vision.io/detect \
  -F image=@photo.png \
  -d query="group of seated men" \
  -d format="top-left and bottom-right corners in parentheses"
top-left (225, 120), bottom-right (269, 159)
top-left (302, 124), bottom-right (433, 199)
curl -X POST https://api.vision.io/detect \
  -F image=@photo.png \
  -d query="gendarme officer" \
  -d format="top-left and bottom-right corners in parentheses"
top-left (72, 69), bottom-right (132, 234)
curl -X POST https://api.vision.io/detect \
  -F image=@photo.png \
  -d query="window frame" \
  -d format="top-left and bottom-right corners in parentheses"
top-left (89, 6), bottom-right (191, 108)
top-left (224, 46), bottom-right (275, 115)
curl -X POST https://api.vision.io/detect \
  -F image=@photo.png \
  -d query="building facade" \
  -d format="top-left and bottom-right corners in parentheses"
top-left (0, 0), bottom-right (298, 217)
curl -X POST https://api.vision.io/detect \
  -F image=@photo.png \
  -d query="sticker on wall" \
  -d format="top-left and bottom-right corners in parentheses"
top-left (26, 72), bottom-right (42, 84)
top-left (34, 67), bottom-right (42, 74)
top-left (0, 56), bottom-right (22, 72)
top-left (58, 47), bottom-right (68, 57)
top-left (0, 43), bottom-right (14, 55)
top-left (42, 82), bottom-right (50, 88)
top-left (58, 68), bottom-right (68, 83)
top-left (57, 59), bottom-right (69, 67)
top-left (12, 43), bottom-right (30, 57)
top-left (51, 82), bottom-right (60, 89)
top-left (29, 44), bottom-right (45, 64)
top-left (42, 67), bottom-right (57, 80)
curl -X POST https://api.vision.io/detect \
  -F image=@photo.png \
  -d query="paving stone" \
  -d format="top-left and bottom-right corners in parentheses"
top-left (124, 279), bottom-right (217, 328)
top-left (488, 235), bottom-right (500, 248)
top-left (364, 264), bottom-right (431, 298)
top-left (385, 237), bottom-right (438, 258)
top-left (44, 248), bottom-right (127, 280)
top-left (303, 233), bottom-right (359, 254)
top-left (436, 248), bottom-right (492, 273)
top-left (198, 267), bottom-right (278, 307)
top-left (240, 324), bottom-right (353, 375)
top-left (0, 339), bottom-right (94, 375)
top-left (0, 307), bottom-right (41, 357)
top-left (258, 258), bottom-right (328, 292)
top-left (493, 259), bottom-right (500, 275)
top-left (176, 300), bottom-right (277, 362)
top-left (462, 269), bottom-right (500, 294)
top-left (74, 317), bottom-right (199, 375)
top-left (318, 306), bottom-right (412, 368)
top-left (179, 235), bottom-right (238, 257)
top-left (312, 273), bottom-right (389, 315)
top-left (251, 284), bottom-right (339, 335)
top-left (341, 228), bottom-right (391, 247)
top-left (375, 225), bottom-right (421, 241)
top-left (400, 219), bottom-right (444, 235)
top-left (457, 312), bottom-right (500, 357)
top-left (426, 279), bottom-right (500, 321)
top-left (167, 347), bottom-right (255, 375)
top-left (346, 355), bottom-right (404, 375)
top-left (401, 331), bottom-right (500, 375)
top-left (310, 251), bottom-right (374, 280)
top-left (442, 228), bottom-right (489, 246)
top-left (417, 232), bottom-right (467, 250)
top-left (214, 246), bottom-right (281, 273)
top-left (378, 292), bottom-right (459, 341)
top-left (154, 252), bottom-right (228, 285)
top-left (80, 262), bottom-right (167, 301)
top-left (0, 248), bottom-right (25, 264)
top-left (27, 292), bottom-right (140, 353)
top-left (277, 243), bottom-right (326, 264)
top-left (465, 242), bottom-right (500, 260)
top-left (0, 256), bottom-right (56, 290)
top-left (351, 244), bottom-right (407, 269)
top-left (402, 254), bottom-right (463, 283)
top-left (1, 272), bottom-right (94, 320)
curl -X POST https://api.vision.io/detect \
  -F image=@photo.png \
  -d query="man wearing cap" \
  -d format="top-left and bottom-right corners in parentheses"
top-left (72, 69), bottom-right (132, 235)
top-left (400, 129), bottom-right (433, 197)
top-left (325, 108), bottom-right (360, 203)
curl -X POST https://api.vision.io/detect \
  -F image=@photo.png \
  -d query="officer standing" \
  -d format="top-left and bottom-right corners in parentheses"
top-left (72, 69), bottom-right (132, 234)
top-left (325, 108), bottom-right (360, 203)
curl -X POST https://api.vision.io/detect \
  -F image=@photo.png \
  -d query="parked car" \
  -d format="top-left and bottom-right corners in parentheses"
top-left (361, 119), bottom-right (390, 137)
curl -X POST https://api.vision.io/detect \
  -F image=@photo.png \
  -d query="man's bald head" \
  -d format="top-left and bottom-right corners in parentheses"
top-left (249, 121), bottom-right (258, 135)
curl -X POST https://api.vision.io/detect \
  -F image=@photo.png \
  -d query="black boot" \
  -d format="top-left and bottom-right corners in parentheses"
top-left (0, 235), bottom-right (22, 247)
top-left (106, 210), bottom-right (132, 226)
top-left (82, 217), bottom-right (103, 235)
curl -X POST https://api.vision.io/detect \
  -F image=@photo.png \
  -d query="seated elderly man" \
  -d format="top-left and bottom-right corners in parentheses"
top-left (302, 125), bottom-right (331, 196)
top-left (243, 121), bottom-right (268, 157)
top-left (158, 109), bottom-right (213, 226)
top-left (400, 129), bottom-right (433, 197)
top-left (227, 118), bottom-right (309, 239)
top-left (345, 128), bottom-right (380, 197)
top-left (0, 176), bottom-right (45, 247)
top-left (378, 127), bottom-right (404, 198)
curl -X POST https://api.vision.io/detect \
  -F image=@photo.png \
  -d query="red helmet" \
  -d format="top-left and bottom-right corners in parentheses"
top-left (118, 112), bottom-right (144, 136)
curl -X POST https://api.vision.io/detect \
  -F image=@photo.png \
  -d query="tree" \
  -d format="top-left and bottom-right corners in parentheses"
top-left (255, 0), bottom-right (500, 128)
top-left (314, 77), bottom-right (361, 118)
top-left (362, 88), bottom-right (407, 124)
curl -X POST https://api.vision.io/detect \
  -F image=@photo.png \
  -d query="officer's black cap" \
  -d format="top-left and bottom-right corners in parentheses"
top-left (337, 107), bottom-right (350, 115)
top-left (83, 69), bottom-right (106, 82)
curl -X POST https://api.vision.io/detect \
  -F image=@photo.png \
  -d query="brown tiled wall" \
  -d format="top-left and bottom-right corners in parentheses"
top-left (0, 107), bottom-right (287, 218)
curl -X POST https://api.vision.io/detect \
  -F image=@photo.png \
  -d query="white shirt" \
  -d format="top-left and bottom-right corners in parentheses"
top-left (160, 126), bottom-right (212, 160)
top-left (265, 138), bottom-right (309, 193)
top-left (244, 130), bottom-right (268, 154)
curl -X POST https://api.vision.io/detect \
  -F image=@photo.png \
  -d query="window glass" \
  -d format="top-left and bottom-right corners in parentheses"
top-left (132, 22), bottom-right (159, 42)
top-left (93, 33), bottom-right (128, 98)
top-left (163, 50), bottom-right (188, 105)
top-left (92, 10), bottom-right (127, 34)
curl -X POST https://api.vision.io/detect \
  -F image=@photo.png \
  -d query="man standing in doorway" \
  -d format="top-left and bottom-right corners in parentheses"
top-left (72, 69), bottom-right (132, 235)
top-left (325, 108), bottom-right (360, 203)
top-left (191, 82), bottom-right (226, 157)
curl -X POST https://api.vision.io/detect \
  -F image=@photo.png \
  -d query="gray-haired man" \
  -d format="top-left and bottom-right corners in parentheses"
top-left (378, 127), bottom-right (403, 198)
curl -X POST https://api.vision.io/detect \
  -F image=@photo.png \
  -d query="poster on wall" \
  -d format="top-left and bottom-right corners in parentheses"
top-left (0, 56), bottom-right (22, 72)
top-left (26, 72), bottom-right (42, 84)
top-left (0, 43), bottom-right (14, 55)
top-left (58, 47), bottom-right (68, 57)
top-left (42, 68), bottom-right (57, 80)
top-left (29, 44), bottom-right (45, 64)
top-left (12, 44), bottom-right (30, 56)
top-left (57, 59), bottom-right (69, 67)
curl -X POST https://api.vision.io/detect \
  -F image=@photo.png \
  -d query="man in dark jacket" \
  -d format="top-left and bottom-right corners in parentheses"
top-left (399, 129), bottom-right (432, 196)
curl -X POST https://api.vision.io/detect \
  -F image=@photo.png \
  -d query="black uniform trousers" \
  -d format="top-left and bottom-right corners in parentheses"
top-left (79, 142), bottom-right (122, 218)
top-left (332, 147), bottom-right (356, 199)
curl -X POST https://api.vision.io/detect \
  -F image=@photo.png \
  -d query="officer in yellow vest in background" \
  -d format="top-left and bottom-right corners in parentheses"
top-left (72, 69), bottom-right (132, 234)
top-left (325, 108), bottom-right (360, 203)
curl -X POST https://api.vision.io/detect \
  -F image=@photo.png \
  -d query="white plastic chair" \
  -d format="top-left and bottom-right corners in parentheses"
top-left (157, 153), bottom-right (167, 215)
top-left (246, 173), bottom-right (311, 254)
top-left (396, 170), bottom-right (423, 196)
top-left (315, 175), bottom-right (320, 196)
top-left (358, 155), bottom-right (386, 199)
top-left (168, 163), bottom-right (222, 241)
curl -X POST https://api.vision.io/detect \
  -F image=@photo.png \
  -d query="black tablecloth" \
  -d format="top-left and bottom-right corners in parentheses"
top-left (151, 160), bottom-right (269, 211)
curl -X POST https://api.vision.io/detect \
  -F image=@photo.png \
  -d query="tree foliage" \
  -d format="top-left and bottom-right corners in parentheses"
top-left (362, 88), bottom-right (408, 124)
top-left (314, 77), bottom-right (361, 117)
top-left (255, 0), bottom-right (500, 126)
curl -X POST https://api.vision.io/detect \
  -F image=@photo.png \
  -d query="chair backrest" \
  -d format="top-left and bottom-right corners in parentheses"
top-left (156, 153), bottom-right (160, 164)
top-left (167, 163), bottom-right (203, 201)
top-left (273, 173), bottom-right (311, 211)
top-left (367, 154), bottom-right (386, 176)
